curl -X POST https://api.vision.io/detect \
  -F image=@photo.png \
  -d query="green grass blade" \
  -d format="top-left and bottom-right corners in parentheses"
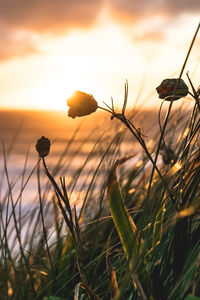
top-left (107, 165), bottom-right (153, 300)
top-left (152, 200), bottom-right (164, 248)
top-left (107, 170), bottom-right (139, 263)
top-left (184, 295), bottom-right (200, 300)
top-left (122, 80), bottom-right (128, 115)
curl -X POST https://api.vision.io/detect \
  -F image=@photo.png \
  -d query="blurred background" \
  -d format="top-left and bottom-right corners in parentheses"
top-left (0, 0), bottom-right (200, 110)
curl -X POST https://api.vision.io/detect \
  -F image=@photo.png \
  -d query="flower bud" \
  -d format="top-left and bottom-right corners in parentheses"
top-left (35, 136), bottom-right (50, 158)
top-left (67, 90), bottom-right (98, 118)
top-left (156, 78), bottom-right (188, 101)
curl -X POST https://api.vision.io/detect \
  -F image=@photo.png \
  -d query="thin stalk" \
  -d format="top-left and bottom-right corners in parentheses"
top-left (19, 147), bottom-right (30, 245)
top-left (0, 161), bottom-right (39, 245)
top-left (42, 158), bottom-right (79, 259)
top-left (146, 22), bottom-right (200, 202)
top-left (98, 105), bottom-right (113, 114)
top-left (122, 117), bottom-right (174, 201)
top-left (97, 108), bottom-right (174, 201)
top-left (181, 116), bottom-right (200, 159)
top-left (2, 144), bottom-right (37, 299)
top-left (79, 131), bottom-right (122, 218)
top-left (37, 163), bottom-right (55, 276)
top-left (186, 72), bottom-right (200, 111)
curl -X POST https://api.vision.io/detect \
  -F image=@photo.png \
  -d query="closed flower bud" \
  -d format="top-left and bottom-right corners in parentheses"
top-left (35, 136), bottom-right (50, 158)
top-left (67, 90), bottom-right (98, 118)
top-left (156, 78), bottom-right (188, 101)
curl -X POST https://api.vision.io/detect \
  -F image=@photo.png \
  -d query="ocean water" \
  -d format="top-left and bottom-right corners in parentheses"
top-left (0, 108), bottom-right (183, 249)
top-left (2, 107), bottom-right (186, 206)
top-left (0, 109), bottom-right (123, 247)
top-left (0, 110), bottom-right (104, 201)
top-left (0, 109), bottom-right (158, 205)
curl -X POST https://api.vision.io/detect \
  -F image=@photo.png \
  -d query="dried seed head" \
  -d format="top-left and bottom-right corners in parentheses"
top-left (156, 78), bottom-right (188, 101)
top-left (35, 136), bottom-right (50, 158)
top-left (67, 90), bottom-right (98, 118)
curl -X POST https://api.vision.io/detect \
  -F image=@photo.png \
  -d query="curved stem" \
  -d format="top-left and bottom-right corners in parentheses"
top-left (42, 158), bottom-right (79, 256)
top-left (188, 91), bottom-right (195, 98)
top-left (146, 22), bottom-right (200, 202)
top-left (97, 106), bottom-right (113, 114)
top-left (122, 117), bottom-right (174, 202)
top-left (98, 105), bottom-right (174, 200)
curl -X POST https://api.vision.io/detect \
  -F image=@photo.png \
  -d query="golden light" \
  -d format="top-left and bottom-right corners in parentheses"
top-left (0, 15), bottom-right (200, 110)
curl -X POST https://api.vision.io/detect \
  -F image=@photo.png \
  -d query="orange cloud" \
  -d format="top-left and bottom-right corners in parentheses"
top-left (108, 0), bottom-right (200, 21)
top-left (0, 0), bottom-right (103, 33)
top-left (0, 29), bottom-right (38, 61)
top-left (0, 0), bottom-right (199, 62)
top-left (107, 0), bottom-right (200, 24)
top-left (133, 30), bottom-right (165, 43)
top-left (0, 0), bottom-right (104, 61)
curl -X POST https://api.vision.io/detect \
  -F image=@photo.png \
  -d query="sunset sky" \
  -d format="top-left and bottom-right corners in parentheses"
top-left (0, 0), bottom-right (200, 110)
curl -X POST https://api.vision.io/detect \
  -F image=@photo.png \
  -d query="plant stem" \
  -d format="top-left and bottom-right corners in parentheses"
top-left (122, 116), bottom-right (174, 202)
top-left (146, 21), bottom-right (200, 202)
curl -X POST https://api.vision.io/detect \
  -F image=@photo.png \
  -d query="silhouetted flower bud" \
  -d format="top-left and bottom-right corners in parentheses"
top-left (156, 78), bottom-right (188, 101)
top-left (67, 90), bottom-right (98, 118)
top-left (35, 136), bottom-right (50, 158)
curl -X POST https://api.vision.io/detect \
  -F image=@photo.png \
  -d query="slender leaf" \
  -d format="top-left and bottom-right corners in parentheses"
top-left (107, 162), bottom-right (153, 300)
top-left (184, 295), bottom-right (200, 300)
top-left (152, 200), bottom-right (165, 248)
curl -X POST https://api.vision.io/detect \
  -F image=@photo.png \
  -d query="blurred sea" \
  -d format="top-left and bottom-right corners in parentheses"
top-left (0, 110), bottom-right (102, 201)
top-left (0, 108), bottom-right (181, 247)
top-left (0, 109), bottom-right (161, 206)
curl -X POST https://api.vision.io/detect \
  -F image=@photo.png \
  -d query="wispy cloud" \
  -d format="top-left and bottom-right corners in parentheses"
top-left (0, 0), bottom-right (199, 61)
top-left (0, 0), bottom-right (103, 33)
top-left (0, 29), bottom-right (38, 61)
top-left (108, 0), bottom-right (200, 21)
top-left (0, 0), bottom-right (103, 61)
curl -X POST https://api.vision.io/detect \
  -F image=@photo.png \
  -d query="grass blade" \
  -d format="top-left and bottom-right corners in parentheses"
top-left (152, 200), bottom-right (165, 248)
top-left (107, 160), bottom-right (152, 300)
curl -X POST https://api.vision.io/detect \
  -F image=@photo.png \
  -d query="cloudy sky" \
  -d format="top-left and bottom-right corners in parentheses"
top-left (0, 0), bottom-right (200, 110)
